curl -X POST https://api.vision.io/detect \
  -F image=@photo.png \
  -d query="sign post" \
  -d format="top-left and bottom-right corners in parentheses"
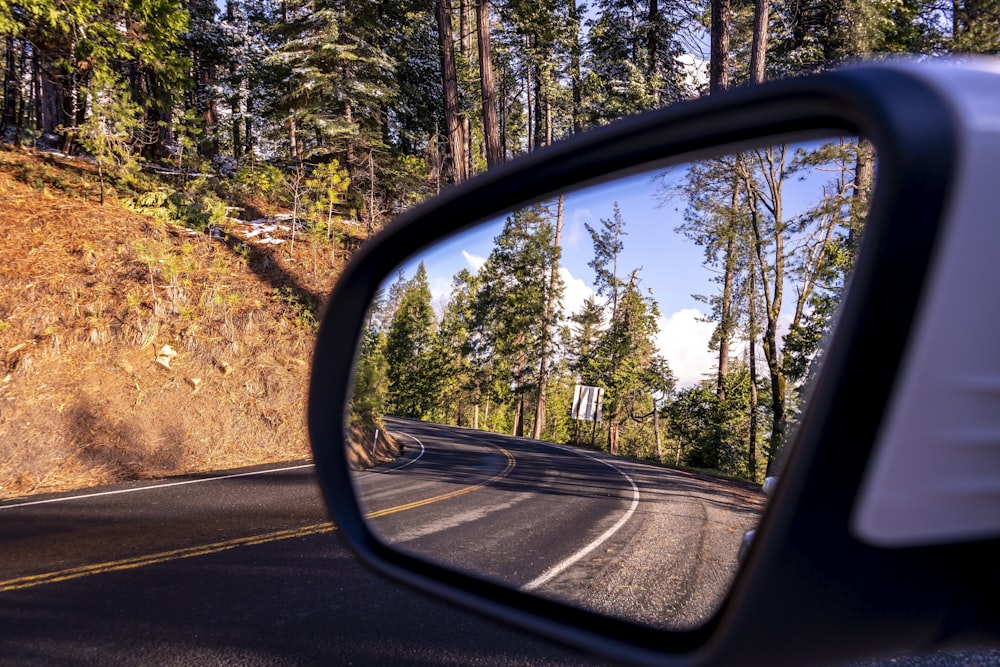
top-left (571, 385), bottom-right (604, 422)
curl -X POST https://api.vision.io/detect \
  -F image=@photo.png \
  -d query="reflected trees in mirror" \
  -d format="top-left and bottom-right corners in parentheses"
top-left (345, 138), bottom-right (873, 630)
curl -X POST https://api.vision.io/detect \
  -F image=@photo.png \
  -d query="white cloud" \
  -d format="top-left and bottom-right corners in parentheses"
top-left (463, 250), bottom-right (486, 272)
top-left (564, 208), bottom-right (591, 248)
top-left (558, 266), bottom-right (594, 321)
top-left (656, 308), bottom-right (717, 388)
top-left (557, 270), bottom-right (717, 389)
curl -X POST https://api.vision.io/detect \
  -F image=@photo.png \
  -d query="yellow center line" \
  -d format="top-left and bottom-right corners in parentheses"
top-left (0, 446), bottom-right (516, 593)
top-left (364, 445), bottom-right (516, 518)
top-left (0, 524), bottom-right (338, 593)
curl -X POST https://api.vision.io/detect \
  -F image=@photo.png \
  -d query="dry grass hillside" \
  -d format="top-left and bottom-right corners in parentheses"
top-left (0, 146), bottom-right (347, 498)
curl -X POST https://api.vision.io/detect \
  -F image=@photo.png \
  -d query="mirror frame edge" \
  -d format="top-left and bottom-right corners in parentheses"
top-left (308, 61), bottom-right (968, 666)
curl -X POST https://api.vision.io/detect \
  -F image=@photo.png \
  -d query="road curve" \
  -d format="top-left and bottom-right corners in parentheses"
top-left (358, 417), bottom-right (767, 630)
top-left (1, 448), bottom-right (997, 665)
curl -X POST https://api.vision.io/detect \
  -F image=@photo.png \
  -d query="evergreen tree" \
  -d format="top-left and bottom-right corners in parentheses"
top-left (267, 0), bottom-right (394, 165)
top-left (0, 0), bottom-right (189, 151)
top-left (666, 363), bottom-right (767, 478)
top-left (473, 204), bottom-right (561, 436)
top-left (592, 271), bottom-right (668, 455)
top-left (430, 268), bottom-right (480, 426)
top-left (585, 202), bottom-right (627, 318)
top-left (578, 203), bottom-right (672, 455)
top-left (584, 0), bottom-right (690, 125)
top-left (73, 67), bottom-right (146, 204)
top-left (384, 262), bottom-right (438, 418)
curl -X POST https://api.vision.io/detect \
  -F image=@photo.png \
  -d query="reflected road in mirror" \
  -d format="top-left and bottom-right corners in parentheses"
top-left (357, 417), bottom-right (765, 630)
top-left (349, 137), bottom-right (872, 630)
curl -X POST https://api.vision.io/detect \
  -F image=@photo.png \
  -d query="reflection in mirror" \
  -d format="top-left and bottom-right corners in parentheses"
top-left (347, 138), bottom-right (874, 630)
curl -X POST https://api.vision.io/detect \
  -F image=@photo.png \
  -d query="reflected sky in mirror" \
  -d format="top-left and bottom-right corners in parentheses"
top-left (348, 138), bottom-right (872, 630)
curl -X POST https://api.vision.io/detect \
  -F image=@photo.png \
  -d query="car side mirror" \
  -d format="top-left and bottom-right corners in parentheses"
top-left (309, 60), bottom-right (1000, 666)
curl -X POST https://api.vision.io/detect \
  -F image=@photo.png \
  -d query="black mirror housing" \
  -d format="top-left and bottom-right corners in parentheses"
top-left (308, 59), bottom-right (1000, 666)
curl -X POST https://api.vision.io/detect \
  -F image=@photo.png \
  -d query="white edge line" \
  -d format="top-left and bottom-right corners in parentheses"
top-left (0, 463), bottom-right (316, 510)
top-left (380, 432), bottom-right (426, 472)
top-left (521, 446), bottom-right (641, 592)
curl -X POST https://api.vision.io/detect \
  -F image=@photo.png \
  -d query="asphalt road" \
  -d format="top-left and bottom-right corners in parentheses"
top-left (0, 459), bottom-right (605, 666)
top-left (1, 421), bottom-right (998, 666)
top-left (359, 417), bottom-right (765, 630)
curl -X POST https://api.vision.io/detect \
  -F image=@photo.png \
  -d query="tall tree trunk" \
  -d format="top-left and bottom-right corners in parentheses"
top-left (437, 0), bottom-right (466, 183)
top-left (850, 138), bottom-right (875, 260)
top-left (544, 88), bottom-right (552, 146)
top-left (367, 149), bottom-right (378, 236)
top-left (61, 42), bottom-right (78, 154)
top-left (718, 229), bottom-right (735, 398)
top-left (749, 0), bottom-right (770, 85)
top-left (532, 53), bottom-right (547, 150)
top-left (288, 111), bottom-right (299, 163)
top-left (226, 1), bottom-right (243, 163)
top-left (513, 394), bottom-right (524, 437)
top-left (344, 100), bottom-right (356, 175)
top-left (244, 95), bottom-right (253, 159)
top-left (525, 34), bottom-right (533, 153)
top-left (284, 1), bottom-right (298, 165)
top-left (344, 100), bottom-right (361, 216)
top-left (459, 0), bottom-right (473, 175)
top-left (3, 38), bottom-right (27, 145)
top-left (748, 247), bottom-right (759, 482)
top-left (39, 52), bottom-right (62, 136)
top-left (202, 62), bottom-right (219, 159)
top-left (746, 148), bottom-right (786, 476)
top-left (569, 0), bottom-right (583, 134)
top-left (143, 73), bottom-right (167, 161)
top-left (460, 0), bottom-right (473, 54)
top-left (647, 0), bottom-right (659, 103)
top-left (499, 70), bottom-right (508, 159)
top-left (31, 47), bottom-right (41, 140)
top-left (748, 0), bottom-right (771, 475)
top-left (232, 100), bottom-right (242, 163)
top-left (477, 0), bottom-right (502, 167)
top-left (533, 195), bottom-right (564, 439)
top-left (710, 0), bottom-right (731, 93)
top-left (717, 173), bottom-right (741, 400)
top-left (653, 400), bottom-right (664, 461)
top-left (710, 0), bottom-right (733, 398)
top-left (2, 36), bottom-right (15, 134)
top-left (609, 410), bottom-right (620, 456)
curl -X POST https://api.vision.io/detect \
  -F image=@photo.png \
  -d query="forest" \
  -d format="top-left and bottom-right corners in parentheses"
top-left (2, 0), bottom-right (997, 225)
top-left (1, 0), bottom-right (998, 483)
top-left (354, 137), bottom-right (868, 483)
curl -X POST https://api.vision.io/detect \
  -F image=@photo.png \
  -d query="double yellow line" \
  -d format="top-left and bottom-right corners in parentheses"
top-left (0, 524), bottom-right (338, 592)
top-left (365, 445), bottom-right (516, 518)
top-left (0, 447), bottom-right (515, 593)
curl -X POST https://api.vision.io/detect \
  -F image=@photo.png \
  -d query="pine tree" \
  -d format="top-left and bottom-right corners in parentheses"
top-left (579, 202), bottom-right (671, 455)
top-left (384, 262), bottom-right (438, 418)
top-left (592, 270), bottom-right (667, 455)
top-left (431, 268), bottom-right (480, 426)
top-left (586, 201), bottom-right (627, 319)
top-left (435, 0), bottom-right (467, 182)
top-left (0, 0), bottom-right (188, 153)
top-left (473, 205), bottom-right (561, 436)
top-left (584, 0), bottom-right (689, 125)
top-left (73, 67), bottom-right (146, 204)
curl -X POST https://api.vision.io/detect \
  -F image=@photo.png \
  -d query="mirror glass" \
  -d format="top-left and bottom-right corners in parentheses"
top-left (347, 138), bottom-right (874, 630)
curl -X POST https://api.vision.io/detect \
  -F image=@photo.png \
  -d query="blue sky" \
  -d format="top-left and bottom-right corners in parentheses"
top-left (394, 139), bottom-right (857, 387)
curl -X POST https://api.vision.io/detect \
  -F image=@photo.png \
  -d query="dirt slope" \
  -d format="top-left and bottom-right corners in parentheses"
top-left (0, 148), bottom-right (341, 498)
